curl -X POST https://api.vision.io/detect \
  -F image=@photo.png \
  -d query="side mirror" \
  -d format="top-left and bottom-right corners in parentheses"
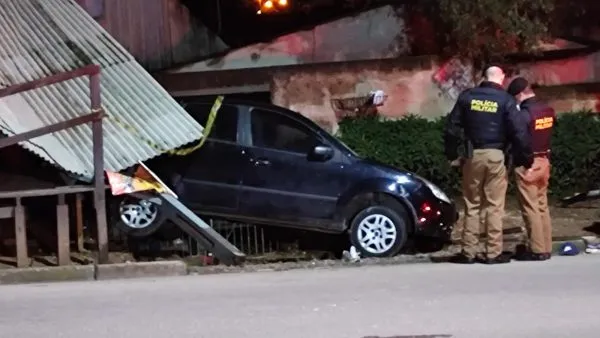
top-left (309, 145), bottom-right (334, 161)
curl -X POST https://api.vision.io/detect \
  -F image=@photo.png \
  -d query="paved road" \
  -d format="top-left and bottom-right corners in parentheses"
top-left (2, 255), bottom-right (600, 338)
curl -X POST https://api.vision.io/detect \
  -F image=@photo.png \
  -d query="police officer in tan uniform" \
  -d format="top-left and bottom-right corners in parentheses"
top-left (507, 77), bottom-right (556, 261)
top-left (444, 66), bottom-right (533, 264)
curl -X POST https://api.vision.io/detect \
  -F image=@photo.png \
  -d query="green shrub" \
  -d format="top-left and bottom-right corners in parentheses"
top-left (337, 112), bottom-right (600, 198)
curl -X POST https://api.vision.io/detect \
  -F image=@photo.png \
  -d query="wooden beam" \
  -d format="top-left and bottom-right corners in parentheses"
top-left (14, 198), bottom-right (28, 268)
top-left (56, 194), bottom-right (70, 266)
top-left (0, 185), bottom-right (95, 199)
top-left (0, 65), bottom-right (100, 99)
top-left (91, 72), bottom-right (109, 264)
top-left (75, 193), bottom-right (85, 252)
top-left (0, 112), bottom-right (101, 150)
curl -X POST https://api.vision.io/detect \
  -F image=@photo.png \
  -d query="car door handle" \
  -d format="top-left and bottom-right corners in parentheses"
top-left (252, 158), bottom-right (271, 166)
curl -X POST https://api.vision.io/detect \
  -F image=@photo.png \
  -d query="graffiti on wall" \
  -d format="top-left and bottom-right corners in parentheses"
top-left (432, 59), bottom-right (474, 100)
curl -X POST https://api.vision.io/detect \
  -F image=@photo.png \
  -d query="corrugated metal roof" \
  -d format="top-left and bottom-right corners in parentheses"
top-left (0, 0), bottom-right (204, 181)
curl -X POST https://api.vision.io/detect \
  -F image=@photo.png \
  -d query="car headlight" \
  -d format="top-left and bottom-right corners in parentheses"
top-left (422, 178), bottom-right (451, 204)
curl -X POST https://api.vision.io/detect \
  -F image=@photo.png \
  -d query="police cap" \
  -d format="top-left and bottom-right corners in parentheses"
top-left (507, 77), bottom-right (529, 96)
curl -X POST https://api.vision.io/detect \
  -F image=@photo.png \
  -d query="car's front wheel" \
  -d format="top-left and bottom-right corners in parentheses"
top-left (114, 197), bottom-right (166, 238)
top-left (349, 205), bottom-right (408, 258)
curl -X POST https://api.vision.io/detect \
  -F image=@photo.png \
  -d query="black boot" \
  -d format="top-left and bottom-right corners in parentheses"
top-left (514, 251), bottom-right (549, 261)
top-left (480, 253), bottom-right (511, 264)
top-left (448, 252), bottom-right (475, 264)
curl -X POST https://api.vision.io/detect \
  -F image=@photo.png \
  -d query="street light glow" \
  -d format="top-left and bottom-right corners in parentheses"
top-left (256, 0), bottom-right (288, 14)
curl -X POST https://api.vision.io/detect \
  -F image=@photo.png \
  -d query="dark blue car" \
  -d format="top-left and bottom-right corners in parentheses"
top-left (115, 99), bottom-right (457, 257)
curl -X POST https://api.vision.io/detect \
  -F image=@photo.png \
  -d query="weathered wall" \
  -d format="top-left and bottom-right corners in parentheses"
top-left (272, 57), bottom-right (453, 132)
top-left (170, 5), bottom-right (409, 73)
top-left (76, 0), bottom-right (228, 71)
top-left (271, 52), bottom-right (600, 133)
top-left (514, 51), bottom-right (600, 112)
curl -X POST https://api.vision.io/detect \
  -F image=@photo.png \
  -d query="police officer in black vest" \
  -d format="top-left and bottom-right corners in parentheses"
top-left (444, 66), bottom-right (533, 264)
top-left (507, 77), bottom-right (556, 261)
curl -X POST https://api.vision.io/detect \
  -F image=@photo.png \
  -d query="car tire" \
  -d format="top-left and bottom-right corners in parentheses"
top-left (349, 204), bottom-right (408, 258)
top-left (113, 196), bottom-right (167, 238)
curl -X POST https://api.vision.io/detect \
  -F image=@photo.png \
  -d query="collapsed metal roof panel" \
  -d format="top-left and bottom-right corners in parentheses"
top-left (0, 0), bottom-right (203, 180)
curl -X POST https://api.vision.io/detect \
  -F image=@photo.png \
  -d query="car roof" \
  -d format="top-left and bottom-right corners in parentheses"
top-left (185, 96), bottom-right (294, 112)
top-left (183, 97), bottom-right (317, 125)
top-left (181, 96), bottom-right (359, 157)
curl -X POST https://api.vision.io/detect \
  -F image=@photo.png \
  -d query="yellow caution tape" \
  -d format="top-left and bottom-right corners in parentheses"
top-left (104, 95), bottom-right (224, 157)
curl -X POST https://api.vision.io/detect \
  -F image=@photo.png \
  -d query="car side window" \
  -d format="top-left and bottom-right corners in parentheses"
top-left (183, 103), bottom-right (238, 142)
top-left (251, 108), bottom-right (317, 153)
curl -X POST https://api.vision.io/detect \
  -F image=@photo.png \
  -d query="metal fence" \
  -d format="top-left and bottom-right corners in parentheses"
top-left (180, 220), bottom-right (277, 257)
top-left (109, 219), bottom-right (279, 258)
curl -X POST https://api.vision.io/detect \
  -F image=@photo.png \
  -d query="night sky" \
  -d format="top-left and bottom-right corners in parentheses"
top-left (181, 0), bottom-right (378, 48)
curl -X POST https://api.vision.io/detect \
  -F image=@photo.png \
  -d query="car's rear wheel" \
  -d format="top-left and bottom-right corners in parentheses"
top-left (114, 196), bottom-right (166, 238)
top-left (349, 205), bottom-right (408, 258)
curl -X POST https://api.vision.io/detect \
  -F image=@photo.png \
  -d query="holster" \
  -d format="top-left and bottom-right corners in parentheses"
top-left (504, 144), bottom-right (514, 170)
top-left (461, 139), bottom-right (473, 159)
top-left (450, 140), bottom-right (471, 170)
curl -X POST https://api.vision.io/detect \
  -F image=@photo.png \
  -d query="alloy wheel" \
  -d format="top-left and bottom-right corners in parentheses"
top-left (356, 214), bottom-right (397, 254)
top-left (119, 199), bottom-right (158, 229)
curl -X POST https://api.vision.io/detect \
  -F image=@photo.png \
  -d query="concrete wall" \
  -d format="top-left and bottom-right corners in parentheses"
top-left (270, 52), bottom-right (600, 133)
top-left (170, 5), bottom-right (409, 73)
top-left (514, 51), bottom-right (600, 112)
top-left (272, 57), bottom-right (453, 132)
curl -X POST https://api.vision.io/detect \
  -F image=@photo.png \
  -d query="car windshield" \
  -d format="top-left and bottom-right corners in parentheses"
top-left (288, 107), bottom-right (361, 157)
top-left (314, 129), bottom-right (360, 157)
top-left (334, 137), bottom-right (360, 157)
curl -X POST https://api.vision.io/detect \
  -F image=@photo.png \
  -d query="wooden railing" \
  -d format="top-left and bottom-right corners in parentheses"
top-left (0, 65), bottom-right (109, 266)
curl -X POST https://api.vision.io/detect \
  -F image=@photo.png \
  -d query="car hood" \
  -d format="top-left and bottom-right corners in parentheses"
top-left (359, 158), bottom-right (420, 182)
top-left (357, 158), bottom-right (451, 203)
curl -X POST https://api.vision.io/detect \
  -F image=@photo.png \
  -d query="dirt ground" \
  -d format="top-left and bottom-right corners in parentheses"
top-left (453, 196), bottom-right (600, 239)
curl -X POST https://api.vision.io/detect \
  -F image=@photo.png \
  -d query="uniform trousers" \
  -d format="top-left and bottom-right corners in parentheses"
top-left (460, 149), bottom-right (507, 259)
top-left (514, 156), bottom-right (552, 254)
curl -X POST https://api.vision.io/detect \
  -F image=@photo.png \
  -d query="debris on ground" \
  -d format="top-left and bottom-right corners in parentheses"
top-left (342, 246), bottom-right (360, 263)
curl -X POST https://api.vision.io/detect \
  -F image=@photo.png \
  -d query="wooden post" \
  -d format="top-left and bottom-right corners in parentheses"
top-left (14, 198), bottom-right (28, 268)
top-left (90, 72), bottom-right (109, 264)
top-left (75, 193), bottom-right (85, 252)
top-left (56, 194), bottom-right (70, 266)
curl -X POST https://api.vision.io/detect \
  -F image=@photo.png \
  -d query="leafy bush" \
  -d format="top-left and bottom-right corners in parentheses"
top-left (337, 112), bottom-right (600, 198)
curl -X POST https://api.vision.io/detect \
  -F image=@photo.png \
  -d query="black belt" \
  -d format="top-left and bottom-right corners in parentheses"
top-left (472, 143), bottom-right (505, 150)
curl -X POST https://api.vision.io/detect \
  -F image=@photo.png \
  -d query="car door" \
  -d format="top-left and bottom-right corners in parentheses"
top-left (177, 102), bottom-right (244, 215)
top-left (239, 107), bottom-right (348, 230)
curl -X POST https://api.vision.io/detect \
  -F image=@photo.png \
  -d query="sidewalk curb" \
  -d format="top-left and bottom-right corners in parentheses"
top-left (1, 237), bottom-right (598, 285)
top-left (0, 261), bottom-right (187, 285)
top-left (0, 255), bottom-right (431, 285)
top-left (0, 265), bottom-right (95, 285)
top-left (95, 261), bottom-right (188, 280)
